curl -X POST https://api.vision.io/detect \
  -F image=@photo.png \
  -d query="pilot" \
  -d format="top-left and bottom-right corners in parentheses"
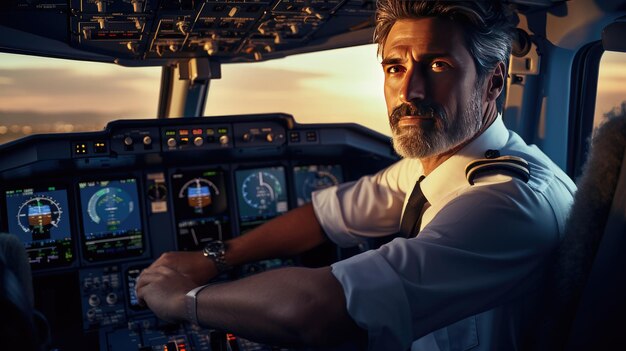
top-left (137, 1), bottom-right (576, 349)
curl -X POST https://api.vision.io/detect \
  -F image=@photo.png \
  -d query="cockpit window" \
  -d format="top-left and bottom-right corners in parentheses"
top-left (0, 45), bottom-right (390, 146)
top-left (594, 50), bottom-right (626, 129)
top-left (204, 44), bottom-right (390, 136)
top-left (0, 53), bottom-right (161, 145)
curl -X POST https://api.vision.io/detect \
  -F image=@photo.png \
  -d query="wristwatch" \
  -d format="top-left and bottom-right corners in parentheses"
top-left (202, 240), bottom-right (231, 273)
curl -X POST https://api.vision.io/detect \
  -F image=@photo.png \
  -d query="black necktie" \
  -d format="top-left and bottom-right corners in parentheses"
top-left (399, 176), bottom-right (427, 238)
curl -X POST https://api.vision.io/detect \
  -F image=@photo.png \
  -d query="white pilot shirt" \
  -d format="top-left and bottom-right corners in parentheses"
top-left (312, 116), bottom-right (576, 351)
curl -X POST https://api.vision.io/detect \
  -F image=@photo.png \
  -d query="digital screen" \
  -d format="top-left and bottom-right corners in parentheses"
top-left (78, 178), bottom-right (144, 262)
top-left (235, 167), bottom-right (288, 231)
top-left (171, 169), bottom-right (231, 250)
top-left (293, 165), bottom-right (343, 206)
top-left (4, 186), bottom-right (74, 269)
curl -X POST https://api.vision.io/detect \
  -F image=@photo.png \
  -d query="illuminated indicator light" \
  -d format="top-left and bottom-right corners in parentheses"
top-left (206, 129), bottom-right (215, 135)
top-left (75, 143), bottom-right (87, 154)
top-left (226, 333), bottom-right (237, 341)
top-left (192, 128), bottom-right (203, 135)
top-left (165, 130), bottom-right (176, 136)
top-left (218, 128), bottom-right (228, 134)
top-left (179, 129), bottom-right (189, 136)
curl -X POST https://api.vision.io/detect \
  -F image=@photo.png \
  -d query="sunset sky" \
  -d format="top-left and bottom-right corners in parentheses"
top-left (0, 45), bottom-right (624, 143)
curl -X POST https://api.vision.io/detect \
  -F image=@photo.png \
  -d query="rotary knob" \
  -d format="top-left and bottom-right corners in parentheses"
top-left (194, 136), bottom-right (204, 146)
top-left (143, 135), bottom-right (152, 146)
top-left (106, 293), bottom-right (118, 305)
top-left (88, 294), bottom-right (101, 307)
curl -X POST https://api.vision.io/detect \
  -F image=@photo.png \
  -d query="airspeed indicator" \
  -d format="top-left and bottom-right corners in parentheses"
top-left (241, 171), bottom-right (283, 210)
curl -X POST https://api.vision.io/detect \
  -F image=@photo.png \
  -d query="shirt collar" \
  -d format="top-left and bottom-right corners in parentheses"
top-left (420, 114), bottom-right (509, 205)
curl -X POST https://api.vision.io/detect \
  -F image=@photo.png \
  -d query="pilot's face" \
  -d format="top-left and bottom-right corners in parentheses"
top-left (382, 18), bottom-right (484, 159)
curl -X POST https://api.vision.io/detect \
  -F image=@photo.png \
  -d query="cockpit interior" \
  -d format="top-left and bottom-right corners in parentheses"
top-left (1, 0), bottom-right (626, 350)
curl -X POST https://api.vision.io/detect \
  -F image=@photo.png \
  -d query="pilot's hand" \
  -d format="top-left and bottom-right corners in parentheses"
top-left (135, 264), bottom-right (196, 324)
top-left (149, 251), bottom-right (217, 285)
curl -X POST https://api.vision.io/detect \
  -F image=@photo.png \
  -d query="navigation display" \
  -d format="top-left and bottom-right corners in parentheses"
top-left (78, 178), bottom-right (144, 262)
top-left (235, 167), bottom-right (288, 232)
top-left (4, 186), bottom-right (74, 269)
top-left (293, 165), bottom-right (343, 206)
top-left (171, 169), bottom-right (231, 250)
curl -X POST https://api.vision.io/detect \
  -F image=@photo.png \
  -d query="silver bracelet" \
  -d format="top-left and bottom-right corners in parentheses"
top-left (185, 284), bottom-right (212, 325)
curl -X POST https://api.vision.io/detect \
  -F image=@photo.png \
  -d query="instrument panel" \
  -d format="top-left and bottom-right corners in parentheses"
top-left (0, 113), bottom-right (396, 351)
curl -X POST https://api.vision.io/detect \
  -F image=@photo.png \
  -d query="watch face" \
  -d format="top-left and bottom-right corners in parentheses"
top-left (205, 241), bottom-right (225, 257)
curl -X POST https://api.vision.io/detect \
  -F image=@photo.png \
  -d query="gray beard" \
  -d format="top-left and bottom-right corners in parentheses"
top-left (390, 90), bottom-right (483, 159)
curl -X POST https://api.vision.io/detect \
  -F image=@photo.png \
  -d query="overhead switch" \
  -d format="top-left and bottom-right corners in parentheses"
top-left (96, 0), bottom-right (107, 13)
top-left (126, 42), bottom-right (138, 53)
top-left (204, 41), bottom-right (217, 55)
top-left (131, 0), bottom-right (143, 13)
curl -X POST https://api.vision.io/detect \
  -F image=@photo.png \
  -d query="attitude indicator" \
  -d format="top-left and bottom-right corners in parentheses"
top-left (16, 195), bottom-right (63, 241)
top-left (178, 178), bottom-right (220, 213)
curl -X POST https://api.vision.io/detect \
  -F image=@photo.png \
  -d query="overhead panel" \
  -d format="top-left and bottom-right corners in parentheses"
top-left (17, 0), bottom-right (373, 64)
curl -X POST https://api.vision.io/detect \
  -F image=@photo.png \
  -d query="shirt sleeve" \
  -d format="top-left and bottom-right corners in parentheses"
top-left (312, 158), bottom-right (419, 247)
top-left (331, 180), bottom-right (561, 350)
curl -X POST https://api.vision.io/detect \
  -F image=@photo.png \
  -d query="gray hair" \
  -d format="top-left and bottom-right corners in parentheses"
top-left (374, 0), bottom-right (516, 111)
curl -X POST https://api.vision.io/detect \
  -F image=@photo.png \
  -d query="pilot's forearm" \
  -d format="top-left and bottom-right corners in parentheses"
top-left (149, 203), bottom-right (328, 284)
top-left (225, 203), bottom-right (327, 266)
top-left (196, 266), bottom-right (366, 347)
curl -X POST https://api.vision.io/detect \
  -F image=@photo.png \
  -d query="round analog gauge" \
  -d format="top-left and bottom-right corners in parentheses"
top-left (241, 171), bottom-right (283, 210)
top-left (302, 171), bottom-right (339, 202)
top-left (178, 178), bottom-right (220, 211)
top-left (147, 183), bottom-right (167, 201)
top-left (16, 195), bottom-right (63, 237)
top-left (87, 187), bottom-right (134, 226)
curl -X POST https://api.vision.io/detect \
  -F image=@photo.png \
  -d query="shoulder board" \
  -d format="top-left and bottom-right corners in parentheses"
top-left (465, 155), bottom-right (530, 185)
